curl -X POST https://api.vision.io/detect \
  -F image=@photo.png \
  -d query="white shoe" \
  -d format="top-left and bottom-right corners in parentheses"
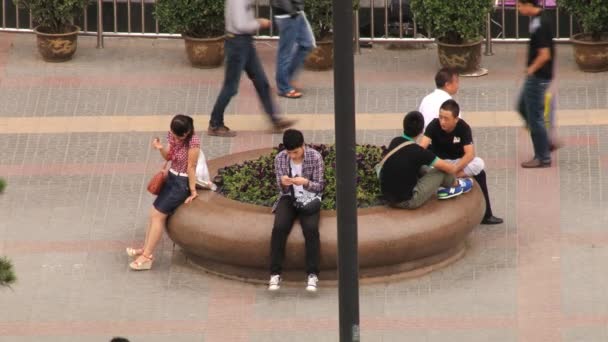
top-left (306, 274), bottom-right (318, 292)
top-left (268, 274), bottom-right (281, 291)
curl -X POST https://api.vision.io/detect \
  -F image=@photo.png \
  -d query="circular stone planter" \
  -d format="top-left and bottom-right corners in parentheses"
top-left (304, 40), bottom-right (333, 71)
top-left (34, 25), bottom-right (80, 62)
top-left (571, 33), bottom-right (608, 73)
top-left (167, 149), bottom-right (485, 283)
top-left (183, 35), bottom-right (225, 68)
top-left (436, 38), bottom-right (483, 74)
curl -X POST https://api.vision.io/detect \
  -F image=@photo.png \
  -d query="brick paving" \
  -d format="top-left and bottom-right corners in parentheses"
top-left (0, 32), bottom-right (608, 341)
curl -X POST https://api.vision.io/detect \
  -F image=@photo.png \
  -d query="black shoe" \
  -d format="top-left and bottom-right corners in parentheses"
top-left (481, 215), bottom-right (503, 225)
top-left (521, 158), bottom-right (551, 168)
top-left (271, 118), bottom-right (297, 133)
top-left (208, 125), bottom-right (237, 137)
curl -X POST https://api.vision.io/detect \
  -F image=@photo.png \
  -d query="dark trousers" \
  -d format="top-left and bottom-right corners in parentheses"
top-left (270, 196), bottom-right (320, 275)
top-left (209, 35), bottom-right (279, 127)
top-left (473, 170), bottom-right (494, 219)
top-left (517, 75), bottom-right (551, 163)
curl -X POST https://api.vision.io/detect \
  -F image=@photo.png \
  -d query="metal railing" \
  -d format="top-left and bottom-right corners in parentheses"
top-left (0, 0), bottom-right (580, 49)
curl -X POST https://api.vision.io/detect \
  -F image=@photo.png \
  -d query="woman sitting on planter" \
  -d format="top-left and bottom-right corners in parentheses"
top-left (268, 129), bottom-right (325, 292)
top-left (127, 114), bottom-right (200, 270)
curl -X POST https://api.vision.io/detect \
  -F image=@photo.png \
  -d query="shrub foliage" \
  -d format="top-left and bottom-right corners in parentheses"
top-left (217, 144), bottom-right (387, 210)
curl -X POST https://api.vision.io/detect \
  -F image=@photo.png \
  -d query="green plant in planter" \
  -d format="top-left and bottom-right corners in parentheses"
top-left (0, 178), bottom-right (5, 193)
top-left (13, 0), bottom-right (90, 33)
top-left (410, 0), bottom-right (494, 44)
top-left (306, 0), bottom-right (333, 40)
top-left (155, 0), bottom-right (224, 38)
top-left (558, 0), bottom-right (608, 41)
top-left (0, 257), bottom-right (16, 288)
top-left (217, 144), bottom-right (386, 210)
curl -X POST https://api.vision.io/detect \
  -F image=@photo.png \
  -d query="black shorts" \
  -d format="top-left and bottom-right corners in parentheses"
top-left (153, 172), bottom-right (189, 214)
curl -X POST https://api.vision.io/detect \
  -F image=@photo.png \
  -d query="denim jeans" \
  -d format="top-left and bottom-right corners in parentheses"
top-left (275, 13), bottom-right (315, 94)
top-left (517, 75), bottom-right (551, 163)
top-left (270, 195), bottom-right (320, 275)
top-left (209, 35), bottom-right (278, 127)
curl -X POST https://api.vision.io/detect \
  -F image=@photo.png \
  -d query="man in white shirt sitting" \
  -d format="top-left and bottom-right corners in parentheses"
top-left (419, 68), bottom-right (461, 129)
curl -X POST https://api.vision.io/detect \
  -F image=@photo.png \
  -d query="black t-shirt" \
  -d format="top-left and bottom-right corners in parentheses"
top-left (528, 11), bottom-right (555, 80)
top-left (424, 118), bottom-right (473, 160)
top-left (380, 136), bottom-right (437, 203)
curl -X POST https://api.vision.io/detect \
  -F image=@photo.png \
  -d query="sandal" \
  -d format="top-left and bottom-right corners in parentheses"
top-left (129, 253), bottom-right (153, 271)
top-left (278, 89), bottom-right (302, 99)
top-left (126, 247), bottom-right (143, 258)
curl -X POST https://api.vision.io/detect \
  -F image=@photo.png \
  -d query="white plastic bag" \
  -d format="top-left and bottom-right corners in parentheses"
top-left (195, 148), bottom-right (217, 191)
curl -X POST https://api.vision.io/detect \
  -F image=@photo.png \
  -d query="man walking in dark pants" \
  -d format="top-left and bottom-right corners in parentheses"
top-left (517, 0), bottom-right (555, 168)
top-left (208, 0), bottom-right (295, 137)
top-left (272, 0), bottom-right (315, 99)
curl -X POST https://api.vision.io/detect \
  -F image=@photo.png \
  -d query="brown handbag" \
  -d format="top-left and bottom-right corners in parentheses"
top-left (147, 161), bottom-right (169, 195)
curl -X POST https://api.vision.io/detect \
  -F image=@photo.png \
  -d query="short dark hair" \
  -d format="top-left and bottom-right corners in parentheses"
top-left (435, 68), bottom-right (458, 88)
top-left (283, 129), bottom-right (304, 150)
top-left (440, 99), bottom-right (460, 118)
top-left (170, 114), bottom-right (195, 145)
top-left (403, 111), bottom-right (425, 137)
top-left (517, 0), bottom-right (539, 6)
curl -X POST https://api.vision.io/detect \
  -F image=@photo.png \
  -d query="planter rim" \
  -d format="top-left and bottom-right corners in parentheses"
top-left (436, 38), bottom-right (483, 47)
top-left (182, 34), bottom-right (225, 42)
top-left (570, 33), bottom-right (608, 45)
top-left (213, 148), bottom-right (383, 216)
top-left (33, 25), bottom-right (80, 37)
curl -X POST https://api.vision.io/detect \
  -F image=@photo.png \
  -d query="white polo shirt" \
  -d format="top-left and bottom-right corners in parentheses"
top-left (418, 88), bottom-right (462, 129)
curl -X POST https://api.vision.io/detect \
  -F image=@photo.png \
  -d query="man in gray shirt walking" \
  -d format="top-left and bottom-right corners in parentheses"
top-left (208, 0), bottom-right (295, 137)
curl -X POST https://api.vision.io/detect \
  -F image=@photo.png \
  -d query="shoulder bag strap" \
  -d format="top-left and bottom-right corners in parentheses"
top-left (378, 140), bottom-right (415, 170)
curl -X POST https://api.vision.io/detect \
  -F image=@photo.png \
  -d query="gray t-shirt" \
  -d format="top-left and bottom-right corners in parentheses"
top-left (225, 0), bottom-right (260, 35)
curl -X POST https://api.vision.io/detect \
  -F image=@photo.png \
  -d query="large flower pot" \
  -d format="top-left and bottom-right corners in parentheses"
top-left (166, 149), bottom-right (486, 283)
top-left (304, 40), bottom-right (333, 71)
top-left (34, 25), bottom-right (80, 62)
top-left (571, 33), bottom-right (608, 73)
top-left (436, 38), bottom-right (483, 74)
top-left (183, 35), bottom-right (225, 69)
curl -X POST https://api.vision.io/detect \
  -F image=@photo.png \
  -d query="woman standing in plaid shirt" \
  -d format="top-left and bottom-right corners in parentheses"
top-left (268, 129), bottom-right (325, 292)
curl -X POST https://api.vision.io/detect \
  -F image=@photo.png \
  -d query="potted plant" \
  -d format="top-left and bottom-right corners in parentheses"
top-left (304, 0), bottom-right (334, 70)
top-left (0, 257), bottom-right (16, 288)
top-left (155, 0), bottom-right (225, 68)
top-left (558, 0), bottom-right (608, 72)
top-left (13, 0), bottom-right (90, 62)
top-left (410, 0), bottom-right (494, 73)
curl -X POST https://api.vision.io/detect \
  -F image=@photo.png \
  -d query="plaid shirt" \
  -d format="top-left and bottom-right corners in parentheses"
top-left (273, 146), bottom-right (324, 211)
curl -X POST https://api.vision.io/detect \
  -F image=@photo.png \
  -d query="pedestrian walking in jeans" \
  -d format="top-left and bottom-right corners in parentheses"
top-left (272, 0), bottom-right (315, 98)
top-left (517, 0), bottom-right (556, 168)
top-left (208, 0), bottom-right (295, 137)
top-left (268, 129), bottom-right (324, 292)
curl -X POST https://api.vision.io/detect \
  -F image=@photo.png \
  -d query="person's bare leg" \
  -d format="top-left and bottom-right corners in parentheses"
top-left (133, 207), bottom-right (167, 263)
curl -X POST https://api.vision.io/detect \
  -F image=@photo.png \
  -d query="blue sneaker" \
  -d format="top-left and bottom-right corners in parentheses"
top-left (437, 185), bottom-right (463, 199)
top-left (458, 178), bottom-right (474, 193)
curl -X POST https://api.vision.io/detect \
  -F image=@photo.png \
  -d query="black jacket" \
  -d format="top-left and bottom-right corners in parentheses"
top-left (271, 0), bottom-right (304, 16)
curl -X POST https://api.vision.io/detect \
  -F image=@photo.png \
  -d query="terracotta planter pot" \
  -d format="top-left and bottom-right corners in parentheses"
top-left (304, 40), bottom-right (333, 71)
top-left (571, 33), bottom-right (608, 73)
top-left (436, 38), bottom-right (483, 74)
top-left (183, 35), bottom-right (225, 69)
top-left (34, 25), bottom-right (80, 62)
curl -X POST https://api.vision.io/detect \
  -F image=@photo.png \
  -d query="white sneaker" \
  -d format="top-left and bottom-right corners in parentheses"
top-left (268, 274), bottom-right (281, 291)
top-left (306, 274), bottom-right (318, 292)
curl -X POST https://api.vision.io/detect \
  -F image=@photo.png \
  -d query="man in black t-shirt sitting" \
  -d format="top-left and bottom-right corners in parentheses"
top-left (380, 111), bottom-right (468, 209)
top-left (420, 100), bottom-right (503, 225)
